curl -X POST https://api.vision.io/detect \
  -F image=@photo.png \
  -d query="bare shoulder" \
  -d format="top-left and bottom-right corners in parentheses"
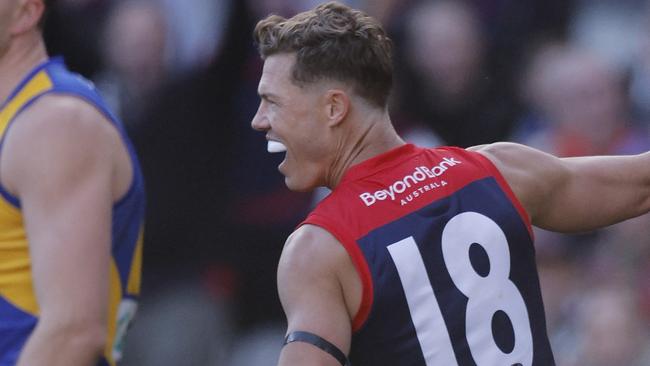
top-left (468, 142), bottom-right (548, 167)
top-left (468, 142), bottom-right (565, 220)
top-left (468, 142), bottom-right (567, 182)
top-left (278, 226), bottom-right (342, 307)
top-left (277, 225), bottom-right (356, 362)
top-left (279, 224), bottom-right (350, 280)
top-left (468, 142), bottom-right (544, 191)
top-left (1, 94), bottom-right (126, 197)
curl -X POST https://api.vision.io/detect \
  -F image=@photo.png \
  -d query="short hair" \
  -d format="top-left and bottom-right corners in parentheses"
top-left (254, 1), bottom-right (393, 108)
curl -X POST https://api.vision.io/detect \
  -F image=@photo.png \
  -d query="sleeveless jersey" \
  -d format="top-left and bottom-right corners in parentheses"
top-left (302, 144), bottom-right (555, 366)
top-left (0, 58), bottom-right (145, 366)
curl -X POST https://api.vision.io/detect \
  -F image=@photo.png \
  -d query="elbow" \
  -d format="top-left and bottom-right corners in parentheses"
top-left (637, 186), bottom-right (650, 215)
top-left (65, 321), bottom-right (107, 355)
top-left (636, 184), bottom-right (650, 217)
top-left (71, 323), bottom-right (108, 356)
top-left (39, 316), bottom-right (108, 355)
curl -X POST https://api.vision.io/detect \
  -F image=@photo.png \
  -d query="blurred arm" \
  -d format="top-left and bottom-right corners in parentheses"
top-left (2, 95), bottom-right (120, 366)
top-left (277, 225), bottom-right (353, 366)
top-left (473, 142), bottom-right (650, 232)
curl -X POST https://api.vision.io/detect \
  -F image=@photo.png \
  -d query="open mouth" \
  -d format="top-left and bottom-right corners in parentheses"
top-left (267, 140), bottom-right (287, 153)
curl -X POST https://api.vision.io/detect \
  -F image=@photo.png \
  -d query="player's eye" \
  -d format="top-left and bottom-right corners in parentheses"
top-left (261, 95), bottom-right (276, 106)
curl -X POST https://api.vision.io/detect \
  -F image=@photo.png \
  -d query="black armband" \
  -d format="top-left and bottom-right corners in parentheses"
top-left (283, 331), bottom-right (351, 366)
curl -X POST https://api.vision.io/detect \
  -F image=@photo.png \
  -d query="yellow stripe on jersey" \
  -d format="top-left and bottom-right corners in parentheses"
top-left (127, 227), bottom-right (144, 295)
top-left (0, 71), bottom-right (53, 135)
top-left (104, 225), bottom-right (143, 364)
top-left (0, 70), bottom-right (53, 315)
top-left (104, 260), bottom-right (122, 366)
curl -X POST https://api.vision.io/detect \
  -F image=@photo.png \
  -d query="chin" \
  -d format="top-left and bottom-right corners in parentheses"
top-left (284, 176), bottom-right (318, 193)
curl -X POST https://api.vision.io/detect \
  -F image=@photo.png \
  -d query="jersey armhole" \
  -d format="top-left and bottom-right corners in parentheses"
top-left (0, 90), bottom-right (140, 209)
top-left (46, 89), bottom-right (140, 207)
top-left (0, 93), bottom-right (55, 209)
top-left (298, 215), bottom-right (373, 332)
top-left (471, 151), bottom-right (535, 240)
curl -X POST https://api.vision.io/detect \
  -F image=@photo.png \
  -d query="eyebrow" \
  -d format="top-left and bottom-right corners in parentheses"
top-left (258, 91), bottom-right (279, 100)
top-left (258, 92), bottom-right (283, 105)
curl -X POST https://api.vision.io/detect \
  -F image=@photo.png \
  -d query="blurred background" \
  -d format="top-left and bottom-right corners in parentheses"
top-left (43, 0), bottom-right (650, 364)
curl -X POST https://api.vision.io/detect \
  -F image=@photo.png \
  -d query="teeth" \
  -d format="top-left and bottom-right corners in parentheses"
top-left (267, 140), bottom-right (287, 153)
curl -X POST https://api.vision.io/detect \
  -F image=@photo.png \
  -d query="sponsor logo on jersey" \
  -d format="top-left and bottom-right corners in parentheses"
top-left (359, 157), bottom-right (461, 206)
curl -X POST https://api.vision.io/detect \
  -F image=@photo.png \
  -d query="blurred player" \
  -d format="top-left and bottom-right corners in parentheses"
top-left (0, 0), bottom-right (145, 365)
top-left (251, 2), bottom-right (650, 365)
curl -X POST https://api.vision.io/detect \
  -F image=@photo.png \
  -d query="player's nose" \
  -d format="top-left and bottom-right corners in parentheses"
top-left (251, 107), bottom-right (269, 131)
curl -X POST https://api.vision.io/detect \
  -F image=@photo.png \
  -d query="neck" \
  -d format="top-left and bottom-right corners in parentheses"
top-left (326, 107), bottom-right (405, 188)
top-left (0, 33), bottom-right (48, 105)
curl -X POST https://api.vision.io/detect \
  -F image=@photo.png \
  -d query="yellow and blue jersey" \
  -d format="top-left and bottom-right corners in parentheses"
top-left (0, 58), bottom-right (145, 366)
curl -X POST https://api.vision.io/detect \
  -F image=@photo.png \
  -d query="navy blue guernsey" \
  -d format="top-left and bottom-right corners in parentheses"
top-left (302, 144), bottom-right (555, 365)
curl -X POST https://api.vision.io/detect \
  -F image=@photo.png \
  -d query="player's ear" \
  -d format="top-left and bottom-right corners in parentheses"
top-left (10, 0), bottom-right (44, 34)
top-left (323, 89), bottom-right (350, 127)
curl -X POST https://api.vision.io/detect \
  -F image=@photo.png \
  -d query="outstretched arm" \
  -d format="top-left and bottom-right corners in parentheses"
top-left (473, 142), bottom-right (650, 232)
top-left (277, 225), bottom-right (355, 366)
top-left (1, 95), bottom-right (125, 366)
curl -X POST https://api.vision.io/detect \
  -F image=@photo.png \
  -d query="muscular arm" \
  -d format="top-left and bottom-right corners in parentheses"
top-left (277, 225), bottom-right (357, 366)
top-left (472, 142), bottom-right (650, 232)
top-left (1, 95), bottom-right (126, 365)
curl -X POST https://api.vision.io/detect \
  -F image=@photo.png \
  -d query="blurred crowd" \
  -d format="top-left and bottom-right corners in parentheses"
top-left (44, 0), bottom-right (650, 365)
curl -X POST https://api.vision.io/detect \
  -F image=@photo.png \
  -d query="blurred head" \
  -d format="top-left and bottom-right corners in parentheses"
top-left (578, 287), bottom-right (645, 365)
top-left (404, 0), bottom-right (483, 100)
top-left (248, 0), bottom-right (309, 19)
top-left (251, 1), bottom-right (393, 191)
top-left (102, 0), bottom-right (167, 93)
top-left (525, 44), bottom-right (627, 148)
top-left (248, 0), bottom-right (360, 19)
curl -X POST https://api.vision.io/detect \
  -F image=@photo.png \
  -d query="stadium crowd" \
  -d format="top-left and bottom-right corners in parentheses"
top-left (44, 0), bottom-right (650, 364)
